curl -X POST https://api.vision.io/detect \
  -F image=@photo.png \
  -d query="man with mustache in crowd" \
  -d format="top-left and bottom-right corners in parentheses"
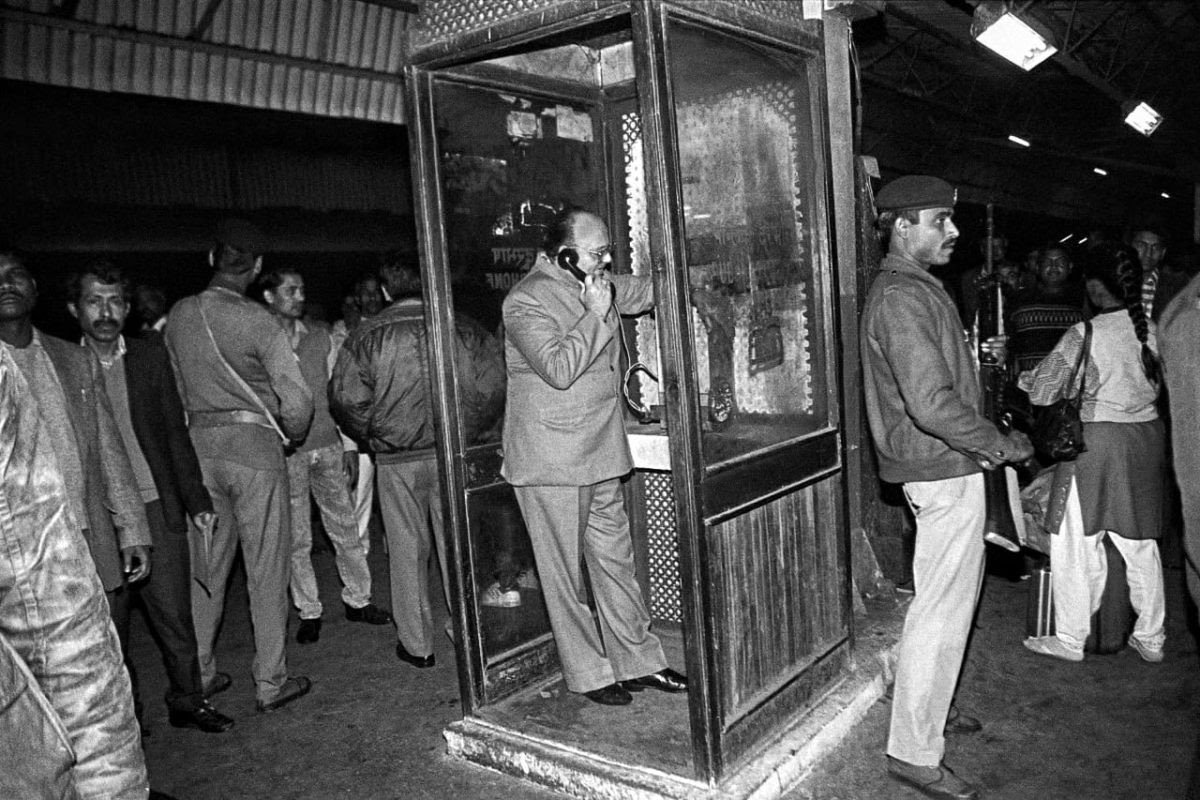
top-left (860, 176), bottom-right (1033, 800)
top-left (67, 260), bottom-right (234, 735)
top-left (259, 267), bottom-right (392, 644)
top-left (0, 249), bottom-right (151, 798)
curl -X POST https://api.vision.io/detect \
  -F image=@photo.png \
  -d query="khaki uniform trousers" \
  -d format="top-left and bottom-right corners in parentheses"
top-left (888, 472), bottom-right (986, 767)
top-left (192, 455), bottom-right (292, 704)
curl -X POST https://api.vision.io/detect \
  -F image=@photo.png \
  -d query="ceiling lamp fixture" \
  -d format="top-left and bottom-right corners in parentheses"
top-left (1123, 101), bottom-right (1164, 136)
top-left (1007, 134), bottom-right (1031, 147)
top-left (971, 2), bottom-right (1058, 71)
top-left (1093, 167), bottom-right (1108, 176)
top-left (1161, 192), bottom-right (1171, 200)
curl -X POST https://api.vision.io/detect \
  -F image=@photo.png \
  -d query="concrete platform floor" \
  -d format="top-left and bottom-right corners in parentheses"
top-left (131, 529), bottom-right (1199, 800)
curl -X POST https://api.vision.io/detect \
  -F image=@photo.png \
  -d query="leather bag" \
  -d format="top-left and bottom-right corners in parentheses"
top-left (1031, 321), bottom-right (1092, 462)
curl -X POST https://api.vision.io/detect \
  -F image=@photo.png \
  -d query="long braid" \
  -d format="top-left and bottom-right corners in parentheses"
top-left (1113, 245), bottom-right (1161, 385)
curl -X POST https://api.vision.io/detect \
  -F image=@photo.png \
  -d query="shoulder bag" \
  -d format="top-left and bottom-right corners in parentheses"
top-left (1031, 320), bottom-right (1092, 462)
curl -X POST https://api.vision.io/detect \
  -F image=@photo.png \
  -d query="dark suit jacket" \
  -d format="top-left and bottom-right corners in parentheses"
top-left (124, 337), bottom-right (213, 537)
top-left (38, 332), bottom-right (151, 591)
top-left (1153, 268), bottom-right (1191, 322)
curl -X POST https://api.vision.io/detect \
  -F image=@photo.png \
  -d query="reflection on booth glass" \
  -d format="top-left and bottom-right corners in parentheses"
top-left (667, 22), bottom-right (832, 468)
top-left (434, 80), bottom-right (605, 665)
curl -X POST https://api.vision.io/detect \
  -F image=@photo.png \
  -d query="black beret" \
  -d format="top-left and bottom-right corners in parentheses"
top-left (214, 218), bottom-right (268, 254)
top-left (876, 175), bottom-right (957, 212)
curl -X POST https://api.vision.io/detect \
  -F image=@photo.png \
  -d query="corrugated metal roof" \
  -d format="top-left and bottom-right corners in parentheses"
top-left (0, 0), bottom-right (411, 122)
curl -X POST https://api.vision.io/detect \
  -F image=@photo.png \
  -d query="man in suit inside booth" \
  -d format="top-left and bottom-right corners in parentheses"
top-left (500, 207), bottom-right (687, 706)
top-left (67, 260), bottom-right (235, 734)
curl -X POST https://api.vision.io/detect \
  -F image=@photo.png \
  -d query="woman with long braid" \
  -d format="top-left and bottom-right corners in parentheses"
top-left (1018, 243), bottom-right (1167, 663)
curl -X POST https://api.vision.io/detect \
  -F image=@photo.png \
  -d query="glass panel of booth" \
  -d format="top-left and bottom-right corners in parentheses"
top-left (666, 20), bottom-right (833, 470)
top-left (432, 78), bottom-right (607, 666)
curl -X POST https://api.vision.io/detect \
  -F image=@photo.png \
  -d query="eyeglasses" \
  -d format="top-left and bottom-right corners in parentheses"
top-left (571, 244), bottom-right (615, 259)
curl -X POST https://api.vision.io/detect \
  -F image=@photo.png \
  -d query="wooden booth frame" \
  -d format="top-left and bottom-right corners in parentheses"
top-left (404, 0), bottom-right (861, 788)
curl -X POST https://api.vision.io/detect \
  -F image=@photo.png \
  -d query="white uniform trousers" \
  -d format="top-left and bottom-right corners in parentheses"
top-left (888, 472), bottom-right (986, 767)
top-left (1050, 478), bottom-right (1166, 653)
top-left (353, 452), bottom-right (375, 556)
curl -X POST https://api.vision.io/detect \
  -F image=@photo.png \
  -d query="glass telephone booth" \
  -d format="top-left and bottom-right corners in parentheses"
top-left (405, 1), bottom-right (858, 795)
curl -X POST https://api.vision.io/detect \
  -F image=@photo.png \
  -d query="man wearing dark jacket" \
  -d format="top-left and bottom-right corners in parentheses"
top-left (861, 176), bottom-right (1032, 800)
top-left (330, 256), bottom-right (504, 669)
top-left (68, 261), bottom-right (233, 734)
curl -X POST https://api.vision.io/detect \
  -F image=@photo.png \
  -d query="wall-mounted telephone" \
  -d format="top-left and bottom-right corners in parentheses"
top-left (557, 248), bottom-right (586, 283)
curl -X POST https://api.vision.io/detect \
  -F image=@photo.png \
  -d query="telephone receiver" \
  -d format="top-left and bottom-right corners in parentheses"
top-left (557, 248), bottom-right (587, 283)
top-left (558, 248), bottom-right (617, 300)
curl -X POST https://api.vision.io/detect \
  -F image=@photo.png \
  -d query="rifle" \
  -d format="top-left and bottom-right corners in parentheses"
top-left (978, 203), bottom-right (1021, 553)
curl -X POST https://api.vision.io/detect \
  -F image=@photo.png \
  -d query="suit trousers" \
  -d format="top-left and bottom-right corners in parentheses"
top-left (108, 500), bottom-right (204, 715)
top-left (192, 455), bottom-right (292, 704)
top-left (287, 444), bottom-right (372, 619)
top-left (514, 479), bottom-right (667, 693)
top-left (888, 472), bottom-right (986, 767)
top-left (376, 455), bottom-right (449, 657)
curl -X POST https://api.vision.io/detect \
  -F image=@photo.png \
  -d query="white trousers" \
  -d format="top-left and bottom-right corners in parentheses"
top-left (1050, 478), bottom-right (1166, 652)
top-left (888, 472), bottom-right (986, 767)
top-left (353, 452), bottom-right (375, 555)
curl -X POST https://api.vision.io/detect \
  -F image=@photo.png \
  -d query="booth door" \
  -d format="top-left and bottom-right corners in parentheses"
top-left (407, 72), bottom-right (614, 709)
top-left (631, 8), bottom-right (852, 774)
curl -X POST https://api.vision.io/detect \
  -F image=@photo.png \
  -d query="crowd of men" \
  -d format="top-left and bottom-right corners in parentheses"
top-left (0, 219), bottom-right (505, 797)
top-left (1, 208), bottom-right (694, 798)
top-left (3, 190), bottom-right (1195, 799)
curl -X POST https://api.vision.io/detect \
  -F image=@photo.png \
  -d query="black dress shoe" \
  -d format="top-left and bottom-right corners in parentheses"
top-left (256, 676), bottom-right (312, 713)
top-left (583, 683), bottom-right (633, 706)
top-left (345, 602), bottom-right (393, 625)
top-left (202, 672), bottom-right (232, 699)
top-left (169, 700), bottom-right (235, 733)
top-left (620, 668), bottom-right (688, 694)
top-left (395, 641), bottom-right (435, 669)
top-left (296, 617), bottom-right (322, 644)
top-left (887, 757), bottom-right (978, 800)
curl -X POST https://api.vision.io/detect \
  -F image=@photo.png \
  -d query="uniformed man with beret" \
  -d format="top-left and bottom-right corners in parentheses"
top-left (861, 176), bottom-right (1033, 800)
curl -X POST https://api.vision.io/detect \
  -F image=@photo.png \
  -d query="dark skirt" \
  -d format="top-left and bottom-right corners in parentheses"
top-left (1074, 419), bottom-right (1165, 540)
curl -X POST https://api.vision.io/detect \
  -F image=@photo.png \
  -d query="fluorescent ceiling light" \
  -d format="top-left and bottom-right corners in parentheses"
top-left (972, 5), bottom-right (1058, 71)
top-left (1007, 134), bottom-right (1031, 147)
top-left (1124, 101), bottom-right (1163, 136)
top-left (1058, 234), bottom-right (1073, 243)
top-left (1093, 167), bottom-right (1108, 176)
top-left (1161, 192), bottom-right (1171, 199)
